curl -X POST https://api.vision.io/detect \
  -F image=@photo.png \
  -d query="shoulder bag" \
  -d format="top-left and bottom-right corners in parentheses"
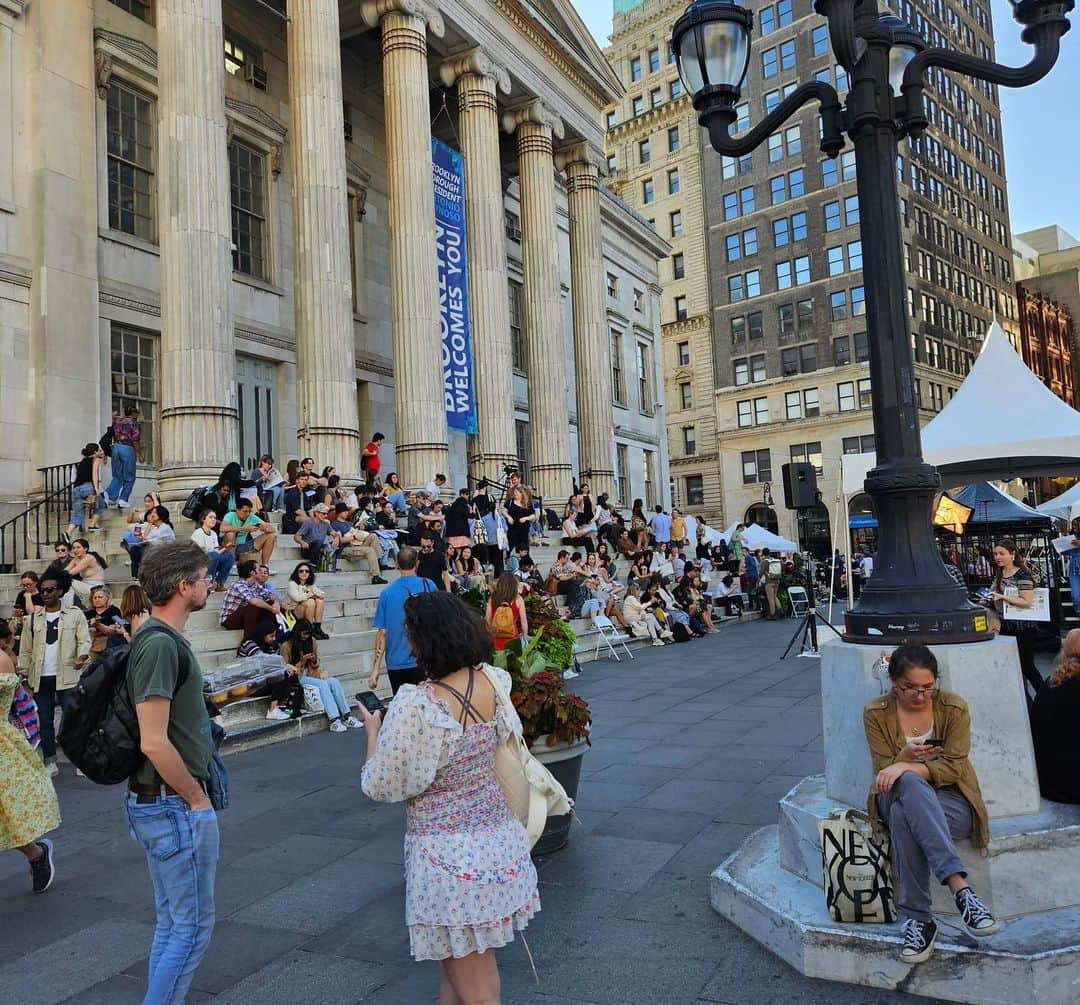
top-left (818, 808), bottom-right (895, 923)
top-left (476, 663), bottom-right (573, 848)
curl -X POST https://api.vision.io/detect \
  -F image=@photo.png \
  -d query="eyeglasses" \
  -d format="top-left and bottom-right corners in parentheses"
top-left (186, 576), bottom-right (214, 587)
top-left (895, 682), bottom-right (938, 696)
top-left (40, 585), bottom-right (60, 594)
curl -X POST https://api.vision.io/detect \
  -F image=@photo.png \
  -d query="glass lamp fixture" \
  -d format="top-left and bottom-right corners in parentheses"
top-left (672, 0), bottom-right (754, 100)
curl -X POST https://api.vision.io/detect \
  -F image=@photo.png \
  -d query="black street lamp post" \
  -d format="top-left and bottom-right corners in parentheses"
top-left (673, 0), bottom-right (1073, 644)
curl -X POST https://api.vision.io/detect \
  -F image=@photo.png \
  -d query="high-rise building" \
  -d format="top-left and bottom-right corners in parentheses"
top-left (604, 0), bottom-right (722, 519)
top-left (699, 0), bottom-right (1017, 555)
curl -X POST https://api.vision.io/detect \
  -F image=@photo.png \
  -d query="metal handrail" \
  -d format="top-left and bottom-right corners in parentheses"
top-left (0, 463), bottom-right (77, 574)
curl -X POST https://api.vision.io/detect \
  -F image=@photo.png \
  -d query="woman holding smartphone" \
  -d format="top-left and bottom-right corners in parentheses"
top-left (279, 619), bottom-right (360, 733)
top-left (359, 591), bottom-right (539, 1005)
top-left (864, 643), bottom-right (997, 965)
top-left (989, 538), bottom-right (1045, 698)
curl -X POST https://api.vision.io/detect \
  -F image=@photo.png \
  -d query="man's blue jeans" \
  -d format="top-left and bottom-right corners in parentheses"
top-left (207, 549), bottom-right (236, 584)
top-left (105, 443), bottom-right (137, 504)
top-left (125, 794), bottom-right (219, 1004)
top-left (1068, 573), bottom-right (1080, 616)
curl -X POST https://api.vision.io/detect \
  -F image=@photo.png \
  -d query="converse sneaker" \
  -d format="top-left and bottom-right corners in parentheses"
top-left (329, 719), bottom-right (348, 733)
top-left (955, 886), bottom-right (999, 936)
top-left (343, 716), bottom-right (363, 729)
top-left (30, 839), bottom-right (55, 894)
top-left (899, 918), bottom-right (937, 964)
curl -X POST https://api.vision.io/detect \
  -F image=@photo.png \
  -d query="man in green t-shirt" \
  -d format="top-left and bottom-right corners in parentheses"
top-left (221, 498), bottom-right (276, 568)
top-left (125, 540), bottom-right (218, 1001)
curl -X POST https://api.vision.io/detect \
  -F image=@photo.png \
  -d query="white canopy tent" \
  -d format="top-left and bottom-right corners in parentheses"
top-left (721, 522), bottom-right (799, 553)
top-left (1037, 481), bottom-right (1080, 521)
top-left (841, 319), bottom-right (1080, 496)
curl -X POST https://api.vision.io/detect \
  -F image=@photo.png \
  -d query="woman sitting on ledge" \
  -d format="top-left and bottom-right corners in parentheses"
top-left (864, 642), bottom-right (998, 965)
top-left (1030, 628), bottom-right (1080, 804)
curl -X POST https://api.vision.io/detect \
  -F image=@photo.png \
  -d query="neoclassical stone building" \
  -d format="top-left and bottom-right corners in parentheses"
top-left (0, 0), bottom-right (670, 512)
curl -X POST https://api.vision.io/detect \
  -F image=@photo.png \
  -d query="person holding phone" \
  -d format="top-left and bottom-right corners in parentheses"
top-left (279, 619), bottom-right (360, 733)
top-left (863, 643), bottom-right (997, 965)
top-left (990, 537), bottom-right (1045, 699)
top-left (84, 586), bottom-right (126, 659)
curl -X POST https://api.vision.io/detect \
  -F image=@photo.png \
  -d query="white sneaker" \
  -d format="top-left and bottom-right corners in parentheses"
top-left (329, 719), bottom-right (348, 733)
top-left (44, 761), bottom-right (59, 778)
top-left (265, 707), bottom-right (291, 721)
top-left (344, 716), bottom-right (363, 729)
top-left (563, 668), bottom-right (579, 679)
top-left (117, 499), bottom-right (131, 509)
top-left (652, 639), bottom-right (666, 646)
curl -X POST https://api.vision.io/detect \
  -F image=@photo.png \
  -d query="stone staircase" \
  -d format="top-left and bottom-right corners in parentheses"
top-left (7, 503), bottom-right (758, 754)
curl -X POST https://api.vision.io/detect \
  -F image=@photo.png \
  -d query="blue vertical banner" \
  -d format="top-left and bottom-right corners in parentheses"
top-left (432, 138), bottom-right (478, 434)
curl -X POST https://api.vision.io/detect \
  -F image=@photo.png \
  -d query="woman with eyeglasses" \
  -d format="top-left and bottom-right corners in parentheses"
top-left (286, 563), bottom-right (329, 640)
top-left (279, 619), bottom-right (360, 734)
top-left (863, 642), bottom-right (996, 965)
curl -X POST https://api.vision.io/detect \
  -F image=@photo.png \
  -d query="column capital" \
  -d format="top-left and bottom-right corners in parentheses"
top-left (502, 99), bottom-right (564, 141)
top-left (361, 0), bottom-right (445, 37)
top-left (439, 48), bottom-right (511, 94)
top-left (554, 141), bottom-right (606, 175)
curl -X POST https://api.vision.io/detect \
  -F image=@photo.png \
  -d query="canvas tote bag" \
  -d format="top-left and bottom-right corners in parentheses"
top-left (818, 808), bottom-right (896, 923)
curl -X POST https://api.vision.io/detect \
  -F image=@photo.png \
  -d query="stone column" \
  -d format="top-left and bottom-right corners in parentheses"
top-left (559, 145), bottom-right (616, 500)
top-left (504, 102), bottom-right (572, 503)
top-left (440, 51), bottom-right (517, 484)
top-left (156, 0), bottom-right (237, 493)
top-left (362, 0), bottom-right (447, 488)
top-left (288, 0), bottom-right (361, 476)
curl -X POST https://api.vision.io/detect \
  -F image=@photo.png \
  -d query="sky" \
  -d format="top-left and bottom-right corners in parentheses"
top-left (573, 0), bottom-right (1080, 242)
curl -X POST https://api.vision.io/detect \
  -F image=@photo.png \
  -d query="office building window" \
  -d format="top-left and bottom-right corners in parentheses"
top-left (812, 24), bottom-right (828, 56)
top-left (106, 82), bottom-right (155, 241)
top-left (785, 390), bottom-right (802, 420)
top-left (680, 382), bottom-right (692, 409)
top-left (668, 126), bottom-right (681, 152)
top-left (672, 253), bottom-right (685, 280)
top-left (637, 342), bottom-right (653, 413)
top-left (803, 387), bottom-right (820, 417)
top-left (110, 0), bottom-right (151, 18)
top-left (833, 336), bottom-right (851, 366)
top-left (632, 95), bottom-right (644, 116)
top-left (648, 47), bottom-right (660, 73)
top-left (610, 328), bottom-right (625, 404)
top-left (830, 290), bottom-right (847, 321)
top-left (668, 168), bottom-right (680, 194)
top-left (642, 179), bottom-right (654, 204)
top-left (742, 449), bottom-right (772, 484)
top-left (677, 340), bottom-right (690, 365)
top-left (748, 311), bottom-right (763, 341)
top-left (843, 434), bottom-right (876, 454)
top-left (824, 200), bottom-right (841, 231)
top-left (790, 441), bottom-right (823, 475)
top-left (630, 56), bottom-right (642, 81)
top-left (638, 138), bottom-right (650, 164)
top-left (683, 426), bottom-right (696, 455)
top-left (229, 141), bottom-right (267, 278)
top-left (838, 380), bottom-right (856, 411)
top-left (731, 317), bottom-right (746, 346)
top-left (854, 331), bottom-right (869, 361)
top-left (685, 475), bottom-right (704, 507)
top-left (670, 210), bottom-right (683, 237)
top-left (674, 295), bottom-right (688, 321)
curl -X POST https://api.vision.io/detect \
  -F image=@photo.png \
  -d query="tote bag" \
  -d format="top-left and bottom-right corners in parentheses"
top-left (476, 663), bottom-right (573, 848)
top-left (818, 808), bottom-right (896, 923)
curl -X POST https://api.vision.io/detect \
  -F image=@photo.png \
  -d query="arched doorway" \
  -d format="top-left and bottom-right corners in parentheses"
top-left (744, 503), bottom-right (779, 534)
top-left (848, 493), bottom-right (878, 556)
top-left (796, 503), bottom-right (831, 559)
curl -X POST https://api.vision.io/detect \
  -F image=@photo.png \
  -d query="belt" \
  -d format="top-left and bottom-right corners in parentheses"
top-left (128, 779), bottom-right (205, 804)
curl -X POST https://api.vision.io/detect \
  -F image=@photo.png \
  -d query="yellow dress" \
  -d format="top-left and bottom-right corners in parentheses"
top-left (1, 673), bottom-right (61, 850)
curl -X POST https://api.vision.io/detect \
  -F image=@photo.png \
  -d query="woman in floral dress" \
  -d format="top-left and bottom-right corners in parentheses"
top-left (1, 645), bottom-right (60, 893)
top-left (360, 591), bottom-right (539, 1005)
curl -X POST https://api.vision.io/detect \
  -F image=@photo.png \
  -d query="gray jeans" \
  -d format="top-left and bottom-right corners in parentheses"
top-left (875, 772), bottom-right (972, 922)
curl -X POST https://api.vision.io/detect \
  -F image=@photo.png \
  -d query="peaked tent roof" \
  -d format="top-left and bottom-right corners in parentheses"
top-left (949, 482), bottom-right (1049, 524)
top-left (841, 320), bottom-right (1080, 494)
top-left (1036, 480), bottom-right (1080, 520)
top-left (721, 522), bottom-right (799, 553)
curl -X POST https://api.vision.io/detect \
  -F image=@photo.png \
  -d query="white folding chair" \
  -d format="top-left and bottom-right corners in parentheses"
top-left (592, 614), bottom-right (635, 662)
top-left (787, 586), bottom-right (809, 618)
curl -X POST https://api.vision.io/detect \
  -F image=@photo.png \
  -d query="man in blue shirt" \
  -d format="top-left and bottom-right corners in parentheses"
top-left (367, 547), bottom-right (436, 695)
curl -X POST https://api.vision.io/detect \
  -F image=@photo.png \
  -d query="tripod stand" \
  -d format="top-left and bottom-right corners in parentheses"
top-left (781, 602), bottom-right (842, 659)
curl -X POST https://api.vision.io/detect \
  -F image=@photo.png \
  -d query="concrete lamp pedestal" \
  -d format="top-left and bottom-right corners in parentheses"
top-left (711, 635), bottom-right (1080, 1004)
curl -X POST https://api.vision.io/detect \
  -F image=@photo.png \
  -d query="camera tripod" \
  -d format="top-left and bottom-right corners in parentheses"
top-left (781, 602), bottom-right (843, 659)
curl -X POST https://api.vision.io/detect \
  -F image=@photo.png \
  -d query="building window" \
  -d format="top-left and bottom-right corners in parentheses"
top-left (637, 342), bottom-right (653, 413)
top-left (790, 441), bottom-right (823, 475)
top-left (616, 443), bottom-right (629, 503)
top-left (606, 272), bottom-right (618, 297)
top-left (643, 448), bottom-right (655, 508)
top-left (748, 311), bottom-right (763, 341)
top-left (229, 141), bottom-right (267, 278)
top-left (509, 281), bottom-right (525, 373)
top-left (648, 47), bottom-right (660, 73)
top-left (650, 87), bottom-right (663, 109)
top-left (110, 324), bottom-right (157, 465)
top-left (751, 353), bottom-right (766, 382)
top-left (854, 331), bottom-right (869, 362)
top-left (830, 290), bottom-right (847, 321)
top-left (779, 302), bottom-right (795, 336)
top-left (630, 56), bottom-right (642, 82)
top-left (838, 380), bottom-right (856, 411)
top-left (670, 79), bottom-right (683, 100)
top-left (844, 194), bottom-right (860, 225)
top-left (607, 153), bottom-right (617, 173)
top-left (797, 298), bottom-right (813, 330)
top-left (851, 285), bottom-right (866, 316)
top-left (672, 253), bottom-right (685, 280)
top-left (685, 475), bottom-right (704, 507)
top-left (785, 390), bottom-right (802, 421)
top-left (632, 95), bottom-right (644, 116)
top-left (731, 317), bottom-right (746, 347)
top-left (742, 448), bottom-right (771, 484)
top-left (109, 0), bottom-right (151, 19)
top-left (668, 168), bottom-right (680, 194)
top-left (754, 395), bottom-right (770, 424)
top-left (642, 179), bottom-right (655, 204)
top-left (680, 382), bottom-right (692, 409)
top-left (674, 295), bottom-right (688, 321)
top-left (670, 211), bottom-right (683, 238)
top-left (812, 24), bottom-right (828, 56)
top-left (106, 82), bottom-right (155, 241)
top-left (677, 340), bottom-right (690, 366)
top-left (224, 32), bottom-right (265, 89)
top-left (606, 110), bottom-right (617, 129)
top-left (638, 138), bottom-right (650, 164)
top-left (516, 419), bottom-right (530, 484)
top-left (668, 126), bottom-right (681, 152)
top-left (822, 158), bottom-right (838, 186)
top-left (843, 434), bottom-right (876, 454)
top-left (803, 387), bottom-right (820, 417)
top-left (858, 377), bottom-right (872, 408)
top-left (847, 240), bottom-right (863, 271)
top-left (611, 329), bottom-right (625, 405)
top-left (827, 246), bottom-right (844, 276)
top-left (824, 200), bottom-right (841, 232)
top-left (834, 336), bottom-right (851, 366)
top-left (683, 426), bottom-right (696, 456)
top-left (633, 288), bottom-right (645, 312)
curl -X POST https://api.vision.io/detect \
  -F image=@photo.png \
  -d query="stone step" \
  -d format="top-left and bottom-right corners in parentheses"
top-left (185, 597), bottom-right (379, 633)
top-left (188, 613), bottom-right (374, 651)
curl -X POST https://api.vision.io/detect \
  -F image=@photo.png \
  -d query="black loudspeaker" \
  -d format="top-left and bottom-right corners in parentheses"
top-left (782, 462), bottom-right (818, 509)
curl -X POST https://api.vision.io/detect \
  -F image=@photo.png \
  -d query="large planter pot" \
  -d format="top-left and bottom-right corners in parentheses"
top-left (530, 736), bottom-right (588, 855)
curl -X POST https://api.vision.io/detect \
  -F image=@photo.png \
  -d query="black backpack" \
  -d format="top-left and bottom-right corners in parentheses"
top-left (99, 426), bottom-right (114, 459)
top-left (181, 486), bottom-right (210, 522)
top-left (58, 626), bottom-right (190, 784)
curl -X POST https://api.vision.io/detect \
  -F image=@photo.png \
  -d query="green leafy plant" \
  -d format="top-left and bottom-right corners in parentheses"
top-left (510, 670), bottom-right (591, 749)
top-left (459, 584), bottom-right (488, 615)
top-left (534, 618), bottom-right (576, 670)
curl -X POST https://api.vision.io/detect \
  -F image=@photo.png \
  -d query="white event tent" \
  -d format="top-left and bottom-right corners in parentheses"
top-left (1037, 480), bottom-right (1080, 521)
top-left (841, 319), bottom-right (1080, 496)
top-left (720, 522), bottom-right (799, 553)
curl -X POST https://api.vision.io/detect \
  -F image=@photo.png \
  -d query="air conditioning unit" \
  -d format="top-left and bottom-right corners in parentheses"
top-left (243, 63), bottom-right (268, 92)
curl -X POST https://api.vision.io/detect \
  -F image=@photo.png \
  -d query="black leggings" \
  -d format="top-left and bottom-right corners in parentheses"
top-left (1002, 627), bottom-right (1045, 697)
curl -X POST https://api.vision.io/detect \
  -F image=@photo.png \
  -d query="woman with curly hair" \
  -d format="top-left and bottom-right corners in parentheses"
top-left (359, 591), bottom-right (540, 1005)
top-left (1030, 628), bottom-right (1080, 804)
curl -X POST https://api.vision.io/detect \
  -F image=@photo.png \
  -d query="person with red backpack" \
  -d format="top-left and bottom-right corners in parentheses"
top-left (485, 573), bottom-right (528, 650)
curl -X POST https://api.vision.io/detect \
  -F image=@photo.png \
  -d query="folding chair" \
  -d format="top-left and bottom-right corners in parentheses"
top-left (591, 614), bottom-right (635, 662)
top-left (787, 586), bottom-right (809, 618)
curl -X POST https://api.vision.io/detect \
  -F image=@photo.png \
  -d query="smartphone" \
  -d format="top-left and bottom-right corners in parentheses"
top-left (355, 691), bottom-right (386, 715)
top-left (923, 738), bottom-right (945, 748)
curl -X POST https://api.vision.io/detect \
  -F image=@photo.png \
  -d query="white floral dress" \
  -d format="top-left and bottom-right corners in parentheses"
top-left (1, 673), bottom-right (60, 850)
top-left (361, 669), bottom-right (540, 961)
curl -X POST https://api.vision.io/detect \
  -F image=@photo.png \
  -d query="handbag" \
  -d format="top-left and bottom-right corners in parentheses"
top-left (476, 663), bottom-right (573, 849)
top-left (471, 515), bottom-right (488, 546)
top-left (302, 683), bottom-right (325, 713)
top-left (818, 808), bottom-right (896, 923)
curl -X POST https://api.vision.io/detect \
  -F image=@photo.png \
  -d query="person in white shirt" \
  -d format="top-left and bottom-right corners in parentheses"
top-left (129, 506), bottom-right (176, 578)
top-left (860, 551), bottom-right (875, 580)
top-left (190, 509), bottom-right (236, 591)
top-left (426, 473), bottom-right (447, 499)
top-left (649, 505), bottom-right (672, 545)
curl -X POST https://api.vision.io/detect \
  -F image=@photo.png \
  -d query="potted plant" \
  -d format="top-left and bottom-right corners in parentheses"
top-left (493, 634), bottom-right (590, 854)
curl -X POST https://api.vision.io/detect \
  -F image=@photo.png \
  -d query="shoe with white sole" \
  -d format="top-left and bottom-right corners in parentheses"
top-left (329, 719), bottom-right (348, 733)
top-left (563, 669), bottom-right (579, 679)
top-left (265, 707), bottom-right (291, 721)
top-left (44, 760), bottom-right (59, 778)
top-left (30, 839), bottom-right (55, 894)
top-left (343, 716), bottom-right (363, 729)
top-left (899, 918), bottom-right (937, 964)
top-left (652, 639), bottom-right (666, 646)
top-left (955, 886), bottom-right (999, 936)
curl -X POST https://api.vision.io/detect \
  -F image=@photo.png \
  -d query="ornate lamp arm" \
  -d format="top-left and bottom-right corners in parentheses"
top-left (694, 80), bottom-right (844, 159)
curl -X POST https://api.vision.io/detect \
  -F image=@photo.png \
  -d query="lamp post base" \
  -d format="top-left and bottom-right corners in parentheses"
top-left (844, 606), bottom-right (992, 645)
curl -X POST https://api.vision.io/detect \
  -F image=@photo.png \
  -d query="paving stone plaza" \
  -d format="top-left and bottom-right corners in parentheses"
top-left (0, 613), bottom-right (1021, 1005)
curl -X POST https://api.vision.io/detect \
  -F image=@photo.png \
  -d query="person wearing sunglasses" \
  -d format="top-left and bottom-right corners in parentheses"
top-left (863, 642), bottom-right (996, 965)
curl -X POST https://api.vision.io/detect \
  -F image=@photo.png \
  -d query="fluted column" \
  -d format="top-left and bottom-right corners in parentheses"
top-left (560, 146), bottom-right (616, 500)
top-left (363, 0), bottom-right (447, 488)
top-left (504, 102), bottom-right (572, 502)
top-left (441, 51), bottom-right (517, 484)
top-left (289, 0), bottom-right (361, 476)
top-left (157, 0), bottom-right (237, 492)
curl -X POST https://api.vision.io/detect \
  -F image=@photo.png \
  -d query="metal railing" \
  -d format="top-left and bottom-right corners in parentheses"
top-left (0, 463), bottom-right (77, 574)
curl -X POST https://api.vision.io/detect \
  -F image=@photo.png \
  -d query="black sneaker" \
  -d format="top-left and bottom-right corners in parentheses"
top-left (30, 838), bottom-right (55, 893)
top-left (371, 575), bottom-right (388, 585)
top-left (955, 886), bottom-right (999, 936)
top-left (899, 918), bottom-right (937, 964)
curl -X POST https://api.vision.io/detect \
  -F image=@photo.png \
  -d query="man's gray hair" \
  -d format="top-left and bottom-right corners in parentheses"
top-left (397, 546), bottom-right (419, 571)
top-left (139, 541), bottom-right (209, 606)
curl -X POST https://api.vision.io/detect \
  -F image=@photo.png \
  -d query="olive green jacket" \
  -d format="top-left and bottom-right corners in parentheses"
top-left (862, 690), bottom-right (990, 849)
top-left (17, 606), bottom-right (91, 693)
